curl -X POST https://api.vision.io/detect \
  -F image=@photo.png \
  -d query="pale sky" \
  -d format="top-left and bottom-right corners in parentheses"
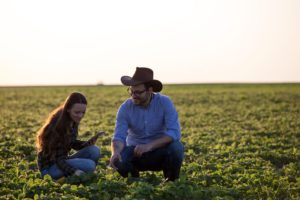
top-left (0, 0), bottom-right (299, 86)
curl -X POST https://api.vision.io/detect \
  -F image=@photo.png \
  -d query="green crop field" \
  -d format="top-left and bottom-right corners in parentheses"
top-left (0, 84), bottom-right (299, 200)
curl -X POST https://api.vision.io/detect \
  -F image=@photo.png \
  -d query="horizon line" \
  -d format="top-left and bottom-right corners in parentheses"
top-left (1, 81), bottom-right (300, 88)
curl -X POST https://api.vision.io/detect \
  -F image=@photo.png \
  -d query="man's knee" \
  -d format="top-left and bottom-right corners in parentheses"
top-left (166, 141), bottom-right (184, 160)
top-left (159, 141), bottom-right (184, 181)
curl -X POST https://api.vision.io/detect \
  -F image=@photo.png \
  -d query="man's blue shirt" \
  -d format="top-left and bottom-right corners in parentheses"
top-left (113, 93), bottom-right (181, 146)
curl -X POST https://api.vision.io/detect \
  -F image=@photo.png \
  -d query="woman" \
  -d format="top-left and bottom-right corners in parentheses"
top-left (36, 92), bottom-right (101, 180)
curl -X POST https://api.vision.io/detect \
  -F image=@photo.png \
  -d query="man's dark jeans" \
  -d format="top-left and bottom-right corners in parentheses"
top-left (114, 140), bottom-right (184, 181)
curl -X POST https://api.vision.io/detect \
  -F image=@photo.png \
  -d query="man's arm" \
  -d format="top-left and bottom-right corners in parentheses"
top-left (111, 140), bottom-right (125, 155)
top-left (162, 96), bottom-right (181, 141)
top-left (109, 103), bottom-right (128, 169)
top-left (134, 95), bottom-right (180, 157)
top-left (109, 140), bottom-right (125, 169)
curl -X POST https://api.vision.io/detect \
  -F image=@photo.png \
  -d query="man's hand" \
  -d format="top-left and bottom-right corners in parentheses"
top-left (134, 143), bottom-right (153, 157)
top-left (74, 169), bottom-right (85, 176)
top-left (109, 140), bottom-right (125, 169)
top-left (109, 152), bottom-right (122, 169)
top-left (134, 135), bottom-right (172, 157)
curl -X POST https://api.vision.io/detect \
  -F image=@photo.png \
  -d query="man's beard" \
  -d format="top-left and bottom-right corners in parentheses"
top-left (132, 96), bottom-right (148, 106)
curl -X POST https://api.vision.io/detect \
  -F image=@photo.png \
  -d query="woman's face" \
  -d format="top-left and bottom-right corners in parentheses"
top-left (68, 103), bottom-right (87, 123)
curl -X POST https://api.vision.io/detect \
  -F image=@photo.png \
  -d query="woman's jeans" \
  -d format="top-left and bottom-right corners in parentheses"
top-left (114, 140), bottom-right (184, 181)
top-left (41, 145), bottom-right (100, 180)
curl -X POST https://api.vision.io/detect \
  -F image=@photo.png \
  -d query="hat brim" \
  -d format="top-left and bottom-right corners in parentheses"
top-left (121, 76), bottom-right (163, 92)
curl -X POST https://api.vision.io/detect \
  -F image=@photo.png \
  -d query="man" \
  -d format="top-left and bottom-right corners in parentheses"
top-left (109, 67), bottom-right (184, 181)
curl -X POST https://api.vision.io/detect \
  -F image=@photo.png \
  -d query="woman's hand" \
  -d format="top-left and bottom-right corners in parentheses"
top-left (85, 131), bottom-right (105, 145)
top-left (86, 137), bottom-right (97, 145)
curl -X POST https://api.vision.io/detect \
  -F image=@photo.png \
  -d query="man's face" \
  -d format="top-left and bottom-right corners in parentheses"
top-left (129, 84), bottom-right (150, 105)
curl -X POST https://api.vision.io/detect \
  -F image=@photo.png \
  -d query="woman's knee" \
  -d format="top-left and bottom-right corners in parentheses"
top-left (84, 159), bottom-right (96, 172)
top-left (67, 158), bottom-right (97, 173)
top-left (86, 145), bottom-right (101, 161)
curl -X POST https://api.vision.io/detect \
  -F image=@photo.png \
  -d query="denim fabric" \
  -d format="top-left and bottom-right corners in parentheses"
top-left (114, 141), bottom-right (184, 181)
top-left (41, 145), bottom-right (100, 180)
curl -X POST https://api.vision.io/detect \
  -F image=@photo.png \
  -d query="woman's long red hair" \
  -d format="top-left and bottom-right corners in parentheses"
top-left (36, 92), bottom-right (87, 160)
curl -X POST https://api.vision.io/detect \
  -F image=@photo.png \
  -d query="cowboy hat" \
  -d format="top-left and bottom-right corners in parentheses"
top-left (121, 67), bottom-right (163, 92)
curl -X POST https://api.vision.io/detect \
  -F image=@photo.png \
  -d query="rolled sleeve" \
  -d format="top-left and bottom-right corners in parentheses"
top-left (162, 96), bottom-right (181, 141)
top-left (112, 104), bottom-right (128, 143)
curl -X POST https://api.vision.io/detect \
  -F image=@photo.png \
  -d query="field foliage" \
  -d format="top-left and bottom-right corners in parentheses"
top-left (0, 84), bottom-right (299, 199)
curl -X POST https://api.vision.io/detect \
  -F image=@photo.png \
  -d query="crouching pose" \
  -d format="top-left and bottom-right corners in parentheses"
top-left (109, 67), bottom-right (184, 181)
top-left (36, 92), bottom-right (101, 180)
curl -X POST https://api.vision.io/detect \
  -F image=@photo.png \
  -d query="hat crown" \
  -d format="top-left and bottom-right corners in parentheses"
top-left (132, 67), bottom-right (153, 82)
top-left (120, 67), bottom-right (163, 92)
